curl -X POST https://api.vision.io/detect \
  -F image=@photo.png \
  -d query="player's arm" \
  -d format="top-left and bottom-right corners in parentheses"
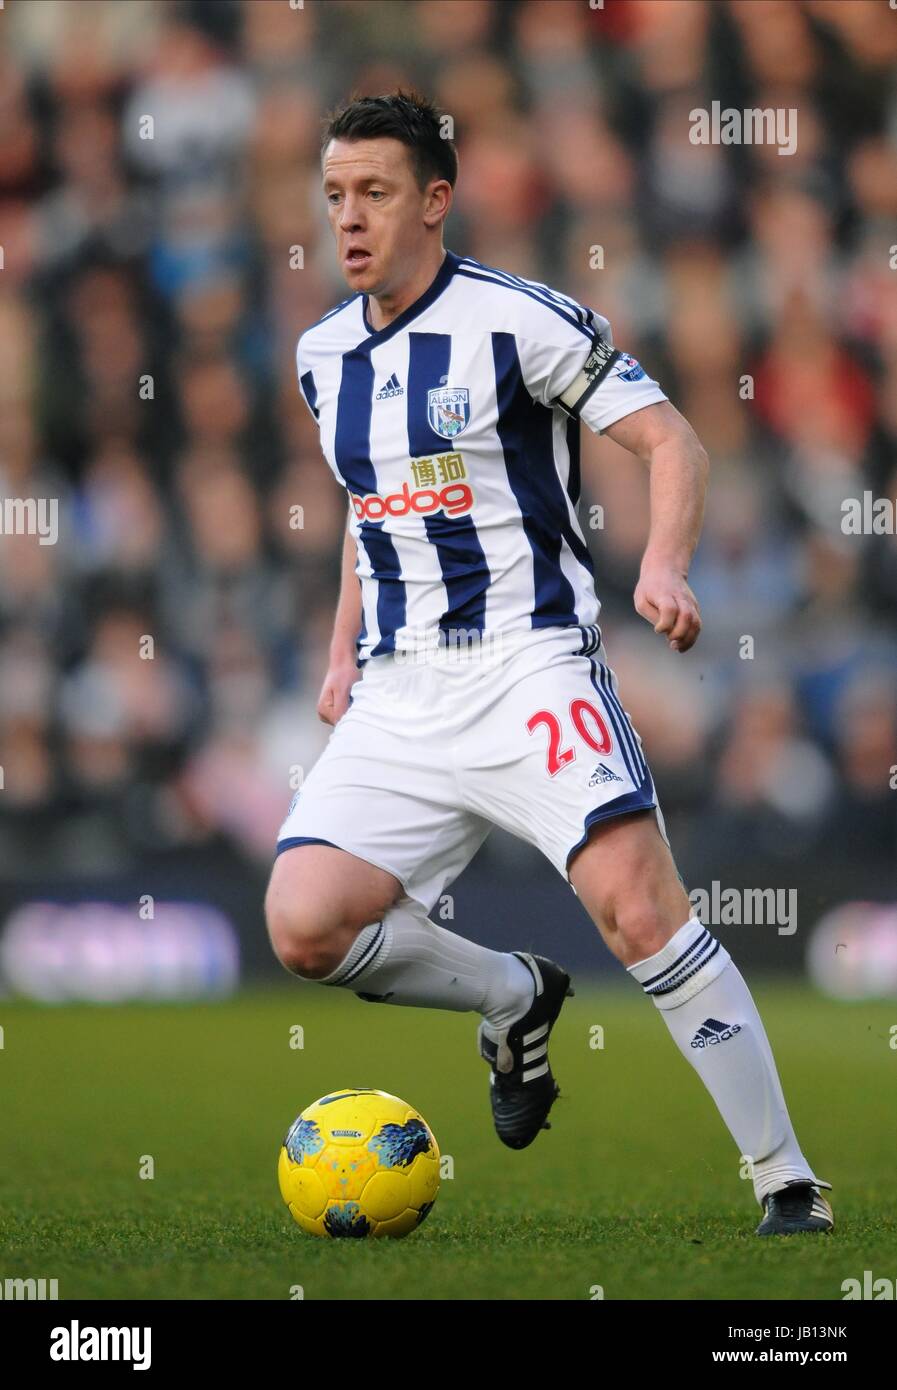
top-left (602, 401), bottom-right (708, 654)
top-left (317, 513), bottom-right (363, 725)
top-left (516, 306), bottom-right (707, 651)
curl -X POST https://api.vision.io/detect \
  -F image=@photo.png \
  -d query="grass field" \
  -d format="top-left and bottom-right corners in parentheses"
top-left (0, 982), bottom-right (893, 1300)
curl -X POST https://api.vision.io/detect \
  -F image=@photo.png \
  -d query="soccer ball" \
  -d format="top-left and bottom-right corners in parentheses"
top-left (278, 1088), bottom-right (440, 1238)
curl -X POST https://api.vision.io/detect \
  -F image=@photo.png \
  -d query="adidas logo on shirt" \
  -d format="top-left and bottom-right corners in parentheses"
top-left (375, 373), bottom-right (404, 399)
top-left (690, 1018), bottom-right (742, 1049)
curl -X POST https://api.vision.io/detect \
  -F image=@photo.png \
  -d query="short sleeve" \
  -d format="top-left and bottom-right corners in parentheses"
top-left (577, 349), bottom-right (668, 434)
top-left (295, 338), bottom-right (321, 424)
top-left (517, 305), bottom-right (667, 434)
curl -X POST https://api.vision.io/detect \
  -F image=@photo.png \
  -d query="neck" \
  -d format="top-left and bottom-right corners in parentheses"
top-left (367, 246), bottom-right (447, 331)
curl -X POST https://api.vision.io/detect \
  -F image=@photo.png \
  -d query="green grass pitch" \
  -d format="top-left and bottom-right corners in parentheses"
top-left (0, 983), bottom-right (892, 1300)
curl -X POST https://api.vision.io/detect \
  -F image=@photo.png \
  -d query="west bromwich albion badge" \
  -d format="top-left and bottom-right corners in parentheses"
top-left (427, 386), bottom-right (470, 439)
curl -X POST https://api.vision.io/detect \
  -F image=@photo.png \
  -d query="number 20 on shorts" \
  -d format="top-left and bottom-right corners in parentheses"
top-left (526, 700), bottom-right (613, 777)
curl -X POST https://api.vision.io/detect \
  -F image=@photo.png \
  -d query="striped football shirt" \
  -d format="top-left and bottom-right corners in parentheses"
top-left (296, 249), bottom-right (667, 662)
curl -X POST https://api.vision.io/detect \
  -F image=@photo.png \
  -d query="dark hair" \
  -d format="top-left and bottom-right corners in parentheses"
top-left (321, 89), bottom-right (458, 191)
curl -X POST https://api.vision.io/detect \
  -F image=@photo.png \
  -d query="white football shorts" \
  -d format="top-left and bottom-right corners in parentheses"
top-left (276, 624), bottom-right (667, 911)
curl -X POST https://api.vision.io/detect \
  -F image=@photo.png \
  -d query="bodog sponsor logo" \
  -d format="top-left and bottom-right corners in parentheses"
top-left (350, 479), bottom-right (473, 521)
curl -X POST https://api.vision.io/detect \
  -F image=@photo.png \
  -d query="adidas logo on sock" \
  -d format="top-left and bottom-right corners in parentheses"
top-left (375, 373), bottom-right (404, 399)
top-left (690, 1017), bottom-right (742, 1048)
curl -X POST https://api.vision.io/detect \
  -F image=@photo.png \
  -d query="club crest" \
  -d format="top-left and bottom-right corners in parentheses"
top-left (427, 386), bottom-right (470, 439)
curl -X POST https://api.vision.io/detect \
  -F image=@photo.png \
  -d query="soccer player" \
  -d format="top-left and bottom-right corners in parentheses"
top-left (266, 91), bottom-right (832, 1237)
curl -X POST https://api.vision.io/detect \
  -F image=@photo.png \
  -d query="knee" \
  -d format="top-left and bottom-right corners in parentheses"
top-left (598, 890), bottom-right (680, 967)
top-left (264, 870), bottom-right (394, 980)
top-left (572, 814), bottom-right (692, 967)
top-left (266, 898), bottom-right (337, 978)
top-left (265, 892), bottom-right (347, 978)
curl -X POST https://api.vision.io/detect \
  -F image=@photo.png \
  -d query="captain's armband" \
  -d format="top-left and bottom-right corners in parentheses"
top-left (550, 335), bottom-right (621, 420)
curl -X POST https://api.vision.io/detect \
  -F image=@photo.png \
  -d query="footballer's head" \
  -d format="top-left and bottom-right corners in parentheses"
top-left (320, 90), bottom-right (457, 294)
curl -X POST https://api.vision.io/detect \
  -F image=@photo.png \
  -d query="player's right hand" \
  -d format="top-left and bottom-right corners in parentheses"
top-left (317, 660), bottom-right (360, 725)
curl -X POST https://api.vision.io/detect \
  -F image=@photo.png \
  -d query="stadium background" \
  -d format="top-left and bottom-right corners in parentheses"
top-left (1, 0), bottom-right (896, 1001)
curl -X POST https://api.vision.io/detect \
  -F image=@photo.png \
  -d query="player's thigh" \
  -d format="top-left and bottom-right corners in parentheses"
top-left (462, 631), bottom-right (659, 885)
top-left (271, 666), bottom-right (492, 940)
top-left (568, 809), bottom-right (692, 966)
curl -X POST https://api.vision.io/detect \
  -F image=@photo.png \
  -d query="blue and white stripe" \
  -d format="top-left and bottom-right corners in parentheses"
top-left (325, 920), bottom-right (387, 987)
top-left (576, 623), bottom-right (603, 657)
top-left (639, 927), bottom-right (722, 1001)
top-left (455, 256), bottom-right (596, 340)
top-left (584, 657), bottom-right (647, 789)
top-left (295, 249), bottom-right (667, 662)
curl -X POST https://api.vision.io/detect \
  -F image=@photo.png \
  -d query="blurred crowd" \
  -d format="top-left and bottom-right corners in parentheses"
top-left (1, 0), bottom-right (896, 883)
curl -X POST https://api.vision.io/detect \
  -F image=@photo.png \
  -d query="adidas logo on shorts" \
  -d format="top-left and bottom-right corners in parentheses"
top-left (589, 762), bottom-right (623, 786)
top-left (690, 1018), bottom-right (742, 1048)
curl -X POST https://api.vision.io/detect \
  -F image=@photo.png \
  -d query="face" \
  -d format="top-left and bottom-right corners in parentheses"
top-left (322, 136), bottom-right (450, 295)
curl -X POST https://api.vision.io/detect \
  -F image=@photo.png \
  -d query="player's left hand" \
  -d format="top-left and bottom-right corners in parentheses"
top-left (633, 562), bottom-right (702, 652)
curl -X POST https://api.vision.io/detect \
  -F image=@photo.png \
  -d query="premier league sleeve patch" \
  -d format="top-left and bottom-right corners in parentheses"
top-left (427, 386), bottom-right (471, 439)
top-left (616, 353), bottom-right (647, 382)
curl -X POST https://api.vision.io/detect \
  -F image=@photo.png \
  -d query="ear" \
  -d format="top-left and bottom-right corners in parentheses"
top-left (423, 178), bottom-right (453, 228)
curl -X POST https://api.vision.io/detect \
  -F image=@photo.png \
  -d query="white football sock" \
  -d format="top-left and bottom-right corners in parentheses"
top-left (628, 918), bottom-right (829, 1204)
top-left (313, 898), bottom-right (535, 1030)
